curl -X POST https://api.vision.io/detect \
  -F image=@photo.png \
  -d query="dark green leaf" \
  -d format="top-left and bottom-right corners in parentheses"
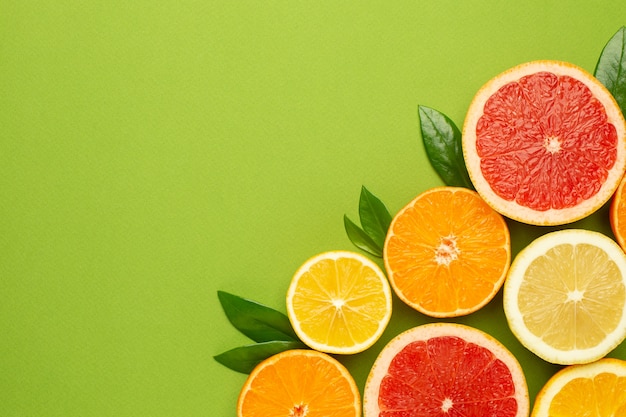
top-left (358, 186), bottom-right (392, 248)
top-left (217, 291), bottom-right (299, 343)
top-left (595, 26), bottom-right (626, 116)
top-left (214, 340), bottom-right (308, 374)
top-left (418, 105), bottom-right (474, 189)
top-left (343, 214), bottom-right (382, 257)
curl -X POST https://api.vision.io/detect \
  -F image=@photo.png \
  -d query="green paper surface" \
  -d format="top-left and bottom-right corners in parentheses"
top-left (2, 1), bottom-right (626, 416)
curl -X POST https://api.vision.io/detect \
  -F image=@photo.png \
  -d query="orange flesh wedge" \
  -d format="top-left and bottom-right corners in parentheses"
top-left (611, 173), bottom-right (626, 252)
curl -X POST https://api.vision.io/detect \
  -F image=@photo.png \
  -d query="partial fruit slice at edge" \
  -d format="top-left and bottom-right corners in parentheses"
top-left (463, 60), bottom-right (626, 226)
top-left (610, 173), bottom-right (626, 252)
top-left (363, 323), bottom-right (529, 417)
top-left (503, 229), bottom-right (626, 365)
top-left (384, 186), bottom-right (510, 317)
top-left (531, 357), bottom-right (626, 417)
top-left (237, 349), bottom-right (360, 417)
top-left (286, 251), bottom-right (392, 354)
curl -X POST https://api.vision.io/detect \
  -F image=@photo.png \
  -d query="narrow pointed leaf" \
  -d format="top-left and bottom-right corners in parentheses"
top-left (217, 291), bottom-right (299, 342)
top-left (358, 186), bottom-right (392, 247)
top-left (214, 340), bottom-right (307, 374)
top-left (595, 26), bottom-right (626, 115)
top-left (344, 214), bottom-right (382, 257)
top-left (418, 105), bottom-right (474, 189)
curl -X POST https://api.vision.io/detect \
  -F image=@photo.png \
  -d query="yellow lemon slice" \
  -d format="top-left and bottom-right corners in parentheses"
top-left (286, 251), bottom-right (392, 354)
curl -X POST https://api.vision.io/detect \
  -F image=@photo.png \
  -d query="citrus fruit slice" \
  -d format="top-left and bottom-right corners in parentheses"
top-left (503, 229), bottom-right (626, 365)
top-left (286, 250), bottom-right (392, 354)
top-left (237, 349), bottom-right (361, 417)
top-left (463, 60), bottom-right (626, 226)
top-left (383, 186), bottom-right (510, 317)
top-left (531, 357), bottom-right (626, 417)
top-left (610, 173), bottom-right (626, 251)
top-left (363, 323), bottom-right (529, 417)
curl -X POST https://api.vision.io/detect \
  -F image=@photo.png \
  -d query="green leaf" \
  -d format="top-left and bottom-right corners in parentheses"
top-left (595, 26), bottom-right (626, 116)
top-left (217, 291), bottom-right (299, 343)
top-left (418, 105), bottom-right (474, 189)
top-left (344, 214), bottom-right (382, 257)
top-left (358, 186), bottom-right (392, 248)
top-left (214, 340), bottom-right (308, 374)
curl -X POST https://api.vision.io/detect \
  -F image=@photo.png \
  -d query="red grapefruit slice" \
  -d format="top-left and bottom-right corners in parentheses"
top-left (363, 323), bottom-right (529, 417)
top-left (463, 60), bottom-right (626, 226)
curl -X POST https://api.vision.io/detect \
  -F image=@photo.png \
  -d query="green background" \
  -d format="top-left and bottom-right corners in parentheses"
top-left (2, 1), bottom-right (626, 416)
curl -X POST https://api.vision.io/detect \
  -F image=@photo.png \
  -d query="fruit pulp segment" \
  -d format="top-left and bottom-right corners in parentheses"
top-left (292, 258), bottom-right (387, 347)
top-left (517, 243), bottom-right (626, 350)
top-left (378, 336), bottom-right (518, 416)
top-left (386, 189), bottom-right (508, 312)
top-left (241, 355), bottom-right (357, 416)
top-left (476, 72), bottom-right (618, 211)
top-left (615, 185), bottom-right (626, 247)
top-left (548, 373), bottom-right (626, 416)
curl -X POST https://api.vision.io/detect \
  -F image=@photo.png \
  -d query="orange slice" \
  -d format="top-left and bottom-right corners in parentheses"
top-left (363, 323), bottom-right (529, 417)
top-left (383, 186), bottom-right (510, 317)
top-left (463, 60), bottom-right (626, 226)
top-left (610, 173), bottom-right (626, 251)
top-left (531, 358), bottom-right (626, 417)
top-left (286, 251), bottom-right (392, 354)
top-left (237, 349), bottom-right (360, 417)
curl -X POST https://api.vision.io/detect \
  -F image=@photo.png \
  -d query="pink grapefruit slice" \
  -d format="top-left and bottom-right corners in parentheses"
top-left (463, 60), bottom-right (626, 226)
top-left (363, 323), bottom-right (529, 417)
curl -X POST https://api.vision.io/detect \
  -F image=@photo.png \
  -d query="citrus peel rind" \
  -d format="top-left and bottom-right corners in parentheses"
top-left (503, 229), bottom-right (626, 365)
top-left (286, 250), bottom-right (392, 355)
top-left (463, 60), bottom-right (626, 226)
top-left (363, 323), bottom-right (529, 417)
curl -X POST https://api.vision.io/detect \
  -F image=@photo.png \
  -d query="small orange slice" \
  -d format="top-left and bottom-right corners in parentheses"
top-left (531, 358), bottom-right (626, 417)
top-left (383, 186), bottom-right (510, 317)
top-left (237, 349), bottom-right (361, 417)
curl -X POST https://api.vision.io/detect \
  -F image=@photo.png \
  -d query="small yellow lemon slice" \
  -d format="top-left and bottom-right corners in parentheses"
top-left (286, 251), bottom-right (392, 354)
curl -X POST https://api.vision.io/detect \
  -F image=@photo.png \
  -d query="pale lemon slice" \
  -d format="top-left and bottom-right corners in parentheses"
top-left (531, 358), bottom-right (626, 417)
top-left (503, 229), bottom-right (626, 364)
top-left (286, 251), bottom-right (392, 354)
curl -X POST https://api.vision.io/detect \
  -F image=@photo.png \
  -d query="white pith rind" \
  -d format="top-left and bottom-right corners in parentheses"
top-left (462, 60), bottom-right (626, 226)
top-left (531, 358), bottom-right (626, 417)
top-left (363, 323), bottom-right (529, 417)
top-left (503, 229), bottom-right (626, 365)
top-left (286, 250), bottom-right (392, 355)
